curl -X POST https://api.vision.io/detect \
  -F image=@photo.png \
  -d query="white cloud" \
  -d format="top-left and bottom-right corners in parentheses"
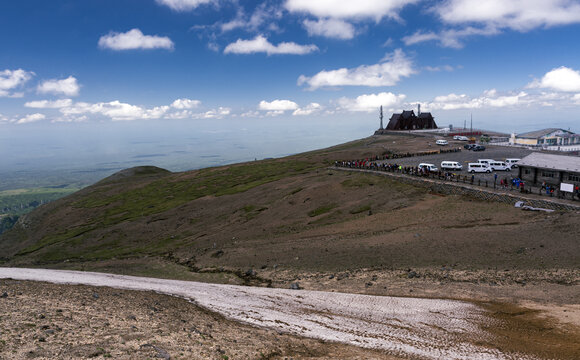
top-left (16, 113), bottom-right (46, 124)
top-left (37, 76), bottom-right (80, 96)
top-left (402, 26), bottom-right (499, 48)
top-left (221, 4), bottom-right (282, 33)
top-left (293, 102), bottom-right (322, 116)
top-left (98, 29), bottom-right (174, 50)
top-left (155, 0), bottom-right (216, 11)
top-left (432, 0), bottom-right (580, 32)
top-left (171, 98), bottom-right (201, 109)
top-left (303, 18), bottom-right (355, 39)
top-left (258, 99), bottom-right (299, 111)
top-left (337, 92), bottom-right (406, 112)
top-left (25, 99), bottom-right (73, 108)
top-left (0, 69), bottom-right (34, 97)
top-left (285, 0), bottom-right (419, 21)
top-left (298, 49), bottom-right (414, 90)
top-left (196, 107), bottom-right (231, 119)
top-left (527, 66), bottom-right (580, 92)
top-left (53, 98), bottom-right (226, 122)
top-left (224, 35), bottom-right (318, 55)
top-left (427, 90), bottom-right (528, 110)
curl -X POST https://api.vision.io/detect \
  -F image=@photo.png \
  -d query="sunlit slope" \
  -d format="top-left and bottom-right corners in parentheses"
top-left (1, 135), bottom-right (578, 280)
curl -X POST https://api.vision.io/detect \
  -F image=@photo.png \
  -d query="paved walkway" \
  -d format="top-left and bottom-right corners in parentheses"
top-left (331, 166), bottom-right (580, 211)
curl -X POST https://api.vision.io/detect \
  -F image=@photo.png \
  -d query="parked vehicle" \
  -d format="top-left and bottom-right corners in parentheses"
top-left (477, 159), bottom-right (495, 166)
top-left (453, 135), bottom-right (461, 140)
top-left (436, 139), bottom-right (448, 146)
top-left (468, 163), bottom-right (491, 173)
top-left (505, 158), bottom-right (521, 168)
top-left (440, 161), bottom-right (463, 170)
top-left (464, 144), bottom-right (476, 150)
top-left (472, 144), bottom-right (486, 151)
top-left (489, 161), bottom-right (511, 171)
top-left (418, 163), bottom-right (438, 172)
top-left (457, 136), bottom-right (469, 141)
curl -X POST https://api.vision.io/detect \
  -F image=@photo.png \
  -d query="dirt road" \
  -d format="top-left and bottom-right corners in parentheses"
top-left (1, 267), bottom-right (538, 360)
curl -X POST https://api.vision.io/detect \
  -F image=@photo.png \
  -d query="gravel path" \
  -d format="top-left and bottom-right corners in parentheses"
top-left (0, 268), bottom-right (534, 360)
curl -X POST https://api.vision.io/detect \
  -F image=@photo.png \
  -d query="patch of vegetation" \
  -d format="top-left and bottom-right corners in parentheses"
top-left (308, 204), bottom-right (337, 217)
top-left (241, 205), bottom-right (268, 220)
top-left (74, 160), bottom-right (319, 227)
top-left (349, 204), bottom-right (371, 214)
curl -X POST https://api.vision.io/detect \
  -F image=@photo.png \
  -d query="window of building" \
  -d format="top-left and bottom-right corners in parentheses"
top-left (541, 171), bottom-right (555, 178)
top-left (523, 169), bottom-right (531, 175)
top-left (568, 174), bottom-right (580, 182)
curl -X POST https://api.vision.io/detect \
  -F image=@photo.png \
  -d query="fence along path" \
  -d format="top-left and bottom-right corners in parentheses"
top-left (331, 166), bottom-right (580, 212)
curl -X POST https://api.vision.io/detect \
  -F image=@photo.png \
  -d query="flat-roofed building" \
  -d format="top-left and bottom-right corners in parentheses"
top-left (518, 152), bottom-right (580, 189)
top-left (510, 128), bottom-right (580, 147)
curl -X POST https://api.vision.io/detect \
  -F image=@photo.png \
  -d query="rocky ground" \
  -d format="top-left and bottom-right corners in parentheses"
top-left (0, 279), bottom-right (393, 360)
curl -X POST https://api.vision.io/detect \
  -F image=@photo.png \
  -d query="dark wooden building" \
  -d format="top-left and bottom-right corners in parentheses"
top-left (386, 109), bottom-right (437, 130)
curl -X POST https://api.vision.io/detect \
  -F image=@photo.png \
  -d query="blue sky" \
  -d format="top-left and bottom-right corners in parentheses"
top-left (2, 0), bottom-right (580, 169)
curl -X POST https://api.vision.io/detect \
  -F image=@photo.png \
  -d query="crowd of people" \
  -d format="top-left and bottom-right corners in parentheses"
top-left (334, 156), bottom-right (580, 200)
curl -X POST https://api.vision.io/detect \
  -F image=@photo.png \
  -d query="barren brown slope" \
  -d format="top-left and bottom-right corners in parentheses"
top-left (1, 134), bottom-right (579, 282)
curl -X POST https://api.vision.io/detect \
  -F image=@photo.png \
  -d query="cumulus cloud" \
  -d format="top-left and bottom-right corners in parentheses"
top-left (427, 90), bottom-right (528, 110)
top-left (224, 35), bottom-right (318, 55)
top-left (171, 98), bottom-right (201, 109)
top-left (37, 76), bottom-right (80, 96)
top-left (16, 113), bottom-right (46, 124)
top-left (292, 102), bottom-right (322, 116)
top-left (285, 0), bottom-right (419, 21)
top-left (337, 92), bottom-right (406, 112)
top-left (303, 18), bottom-right (356, 39)
top-left (432, 0), bottom-right (580, 32)
top-left (298, 49), bottom-right (414, 90)
top-left (196, 107), bottom-right (231, 119)
top-left (98, 29), bottom-right (174, 50)
top-left (0, 69), bottom-right (34, 97)
top-left (25, 99), bottom-right (73, 108)
top-left (258, 99), bottom-right (299, 111)
top-left (527, 66), bottom-right (580, 92)
top-left (51, 97), bottom-right (209, 121)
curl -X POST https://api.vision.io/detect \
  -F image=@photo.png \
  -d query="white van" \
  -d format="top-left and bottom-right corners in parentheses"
top-left (477, 159), bottom-right (495, 166)
top-left (418, 163), bottom-right (438, 172)
top-left (505, 158), bottom-right (520, 168)
top-left (468, 162), bottom-right (491, 173)
top-left (489, 161), bottom-right (511, 171)
top-left (440, 161), bottom-right (462, 170)
top-left (436, 139), bottom-right (448, 146)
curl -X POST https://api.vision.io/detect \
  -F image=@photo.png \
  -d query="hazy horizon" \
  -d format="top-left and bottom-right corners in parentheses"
top-left (3, 1), bottom-right (580, 189)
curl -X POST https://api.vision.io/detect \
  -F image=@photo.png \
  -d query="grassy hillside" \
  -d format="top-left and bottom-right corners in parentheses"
top-left (1, 135), bottom-right (579, 284)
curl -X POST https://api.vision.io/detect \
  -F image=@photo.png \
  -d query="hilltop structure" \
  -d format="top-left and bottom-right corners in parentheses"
top-left (375, 105), bottom-right (437, 134)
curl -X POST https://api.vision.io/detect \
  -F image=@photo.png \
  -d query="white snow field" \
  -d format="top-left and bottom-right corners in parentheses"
top-left (0, 268), bottom-right (534, 360)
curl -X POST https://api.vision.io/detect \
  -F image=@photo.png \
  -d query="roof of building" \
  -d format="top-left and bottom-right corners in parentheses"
top-left (518, 152), bottom-right (580, 172)
top-left (516, 128), bottom-right (573, 139)
top-left (418, 112), bottom-right (433, 119)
